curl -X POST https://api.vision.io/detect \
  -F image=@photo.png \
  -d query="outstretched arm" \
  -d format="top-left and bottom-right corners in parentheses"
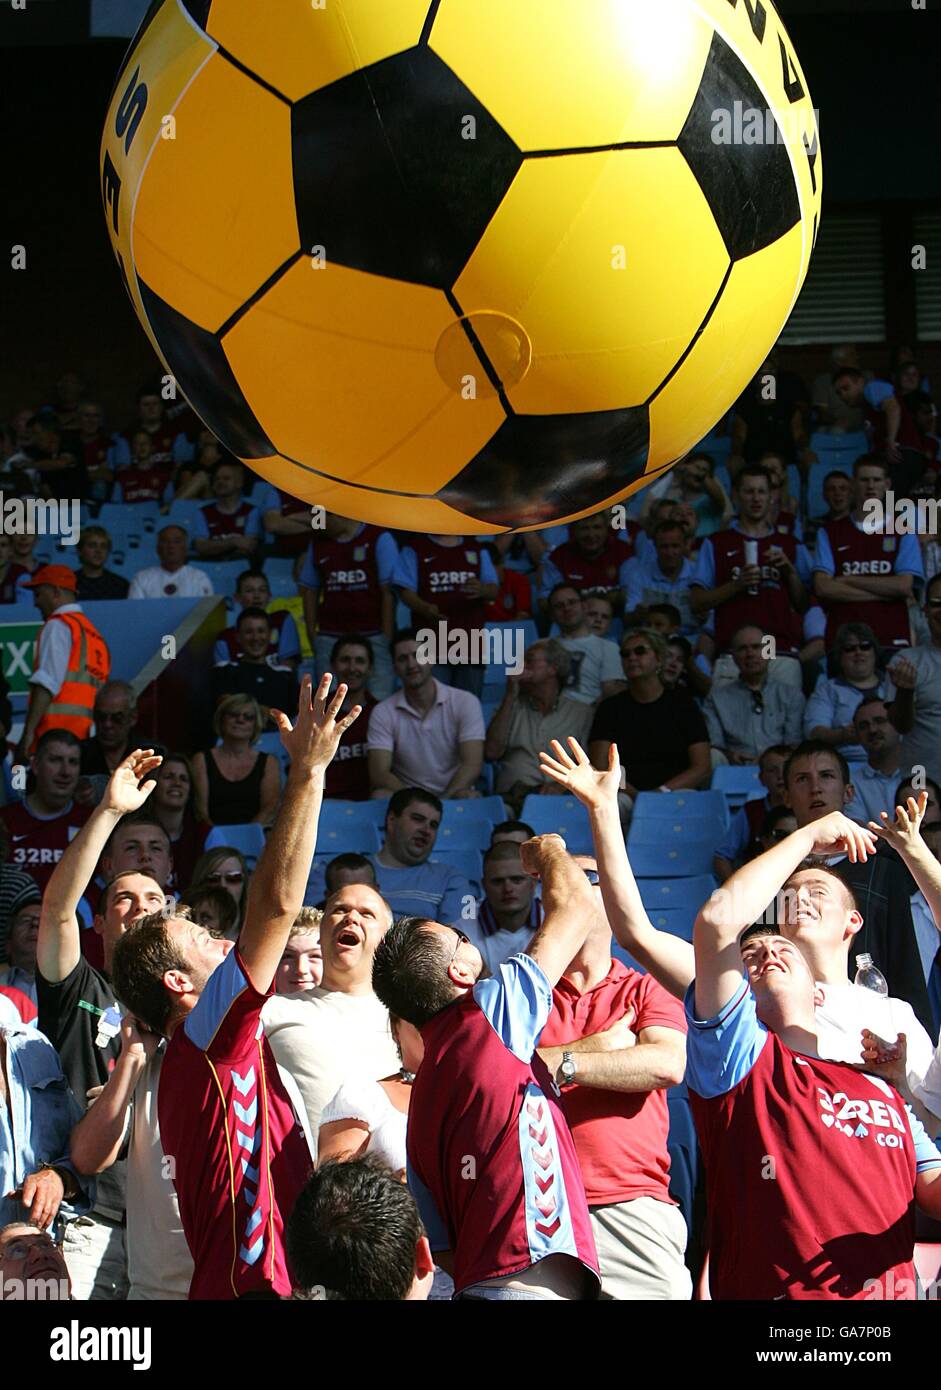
top-left (868, 794), bottom-right (941, 933)
top-left (539, 738), bottom-right (693, 1000)
top-left (37, 750), bottom-right (163, 983)
top-left (519, 834), bottom-right (599, 989)
top-left (694, 811), bottom-right (877, 1020)
top-left (238, 674), bottom-right (360, 993)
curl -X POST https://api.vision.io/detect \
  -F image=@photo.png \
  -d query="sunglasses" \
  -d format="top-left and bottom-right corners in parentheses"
top-left (449, 929), bottom-right (469, 968)
top-left (206, 871), bottom-right (244, 885)
top-left (583, 869), bottom-right (600, 885)
top-left (621, 645), bottom-right (652, 659)
top-left (842, 642), bottom-right (873, 653)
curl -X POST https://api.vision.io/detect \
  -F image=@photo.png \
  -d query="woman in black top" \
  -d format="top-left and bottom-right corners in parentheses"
top-left (589, 627), bottom-right (711, 805)
top-left (192, 695), bottom-right (280, 827)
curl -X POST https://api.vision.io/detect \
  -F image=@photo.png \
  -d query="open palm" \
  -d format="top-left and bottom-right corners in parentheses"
top-left (103, 750), bottom-right (163, 816)
top-left (538, 737), bottom-right (620, 809)
top-left (868, 793), bottom-right (928, 855)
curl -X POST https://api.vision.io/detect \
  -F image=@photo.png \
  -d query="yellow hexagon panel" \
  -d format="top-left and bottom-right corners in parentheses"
top-left (455, 148), bottom-right (729, 415)
top-left (201, 0), bottom-right (430, 101)
top-left (244, 456), bottom-right (507, 535)
top-left (100, 0), bottom-right (215, 359)
top-left (432, 0), bottom-right (714, 150)
top-left (223, 260), bottom-right (504, 492)
top-left (646, 220), bottom-right (806, 467)
top-left (132, 54), bottom-right (298, 333)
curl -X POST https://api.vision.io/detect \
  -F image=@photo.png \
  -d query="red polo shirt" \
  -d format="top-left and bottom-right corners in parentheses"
top-left (541, 961), bottom-right (686, 1207)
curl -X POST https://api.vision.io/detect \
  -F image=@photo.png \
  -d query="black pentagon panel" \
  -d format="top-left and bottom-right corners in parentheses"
top-left (180, 0), bottom-right (213, 28)
top-left (291, 47), bottom-right (523, 289)
top-left (438, 408), bottom-right (650, 527)
top-left (137, 279), bottom-right (275, 460)
top-left (677, 31), bottom-right (801, 260)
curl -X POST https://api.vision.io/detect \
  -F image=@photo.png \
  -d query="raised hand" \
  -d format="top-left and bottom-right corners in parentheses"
top-left (102, 749), bottom-right (163, 816)
top-left (270, 673), bottom-right (361, 778)
top-left (868, 793), bottom-right (928, 857)
top-left (889, 657), bottom-right (917, 691)
top-left (539, 737), bottom-right (621, 809)
top-left (809, 811), bottom-right (878, 863)
top-left (859, 1028), bottom-right (908, 1091)
top-left (519, 832), bottom-right (567, 878)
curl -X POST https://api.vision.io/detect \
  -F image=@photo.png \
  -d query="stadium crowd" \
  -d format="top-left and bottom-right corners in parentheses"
top-left (1, 344), bottom-right (941, 1302)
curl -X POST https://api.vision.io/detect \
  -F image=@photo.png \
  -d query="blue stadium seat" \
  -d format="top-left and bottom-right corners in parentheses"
top-left (440, 795), bottom-right (506, 828)
top-left (520, 794), bottom-right (593, 853)
top-left (627, 839), bottom-right (716, 877)
top-left (647, 908), bottom-right (696, 942)
top-left (611, 941), bottom-right (646, 974)
top-left (265, 556), bottom-right (298, 581)
top-left (810, 429), bottom-right (867, 463)
top-left (267, 571), bottom-right (298, 598)
top-left (194, 561), bottom-right (243, 596)
top-left (632, 789), bottom-right (729, 828)
top-left (429, 848), bottom-right (483, 891)
top-left (166, 499), bottom-right (205, 530)
top-left (695, 433), bottom-right (732, 463)
top-left (255, 730), bottom-right (290, 777)
top-left (204, 823), bottom-right (267, 868)
top-left (98, 501), bottom-right (161, 535)
top-left (317, 821), bottom-right (381, 856)
top-left (637, 874), bottom-right (716, 912)
top-left (435, 821), bottom-right (492, 851)
top-left (711, 764), bottom-right (764, 809)
top-left (317, 800), bottom-right (386, 853)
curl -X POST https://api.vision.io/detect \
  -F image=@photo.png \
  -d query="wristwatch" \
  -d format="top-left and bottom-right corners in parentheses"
top-left (559, 1051), bottom-right (577, 1085)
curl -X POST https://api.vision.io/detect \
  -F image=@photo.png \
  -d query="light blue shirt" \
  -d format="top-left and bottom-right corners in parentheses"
top-left (623, 553), bottom-right (700, 634)
top-left (803, 673), bottom-right (896, 765)
top-left (844, 763), bottom-right (902, 827)
top-left (369, 855), bottom-right (475, 924)
top-left (0, 1022), bottom-right (93, 1232)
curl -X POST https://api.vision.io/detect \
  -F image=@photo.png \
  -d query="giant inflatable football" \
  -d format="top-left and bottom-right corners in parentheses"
top-left (101, 0), bottom-right (821, 533)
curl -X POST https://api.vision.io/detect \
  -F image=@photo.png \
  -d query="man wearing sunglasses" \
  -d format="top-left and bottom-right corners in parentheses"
top-left (888, 573), bottom-right (941, 786)
top-left (373, 834), bottom-right (602, 1300)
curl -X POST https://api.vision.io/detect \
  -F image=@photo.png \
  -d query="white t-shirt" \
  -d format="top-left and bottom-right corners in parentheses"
top-left (321, 1077), bottom-right (406, 1172)
top-left (558, 634), bottom-right (623, 705)
top-left (127, 565), bottom-right (213, 599)
top-left (126, 1048), bottom-right (193, 1301)
top-left (261, 987), bottom-right (400, 1160)
top-left (815, 982), bottom-right (934, 1093)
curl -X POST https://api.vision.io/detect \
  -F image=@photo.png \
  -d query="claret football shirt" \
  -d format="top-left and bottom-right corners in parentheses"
top-left (158, 947), bottom-right (311, 1300)
top-left (687, 978), bottom-right (941, 1301)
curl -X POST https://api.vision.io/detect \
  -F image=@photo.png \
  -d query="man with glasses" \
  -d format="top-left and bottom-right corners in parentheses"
top-left (372, 834), bottom-right (602, 1300)
top-left (844, 699), bottom-right (904, 826)
top-left (703, 624), bottom-right (805, 765)
top-left (589, 629), bottom-right (710, 820)
top-left (79, 682), bottom-right (141, 783)
top-left (888, 573), bottom-right (941, 785)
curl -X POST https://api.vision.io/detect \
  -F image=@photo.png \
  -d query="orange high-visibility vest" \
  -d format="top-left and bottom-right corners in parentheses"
top-left (33, 610), bottom-right (111, 748)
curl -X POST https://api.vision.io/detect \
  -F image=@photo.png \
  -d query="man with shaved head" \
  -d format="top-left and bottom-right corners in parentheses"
top-left (262, 879), bottom-right (400, 1159)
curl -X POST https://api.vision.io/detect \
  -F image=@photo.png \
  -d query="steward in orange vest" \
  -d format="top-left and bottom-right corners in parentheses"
top-left (16, 565), bottom-right (111, 759)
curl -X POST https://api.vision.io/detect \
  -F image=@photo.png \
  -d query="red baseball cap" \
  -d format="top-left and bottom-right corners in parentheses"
top-left (24, 564), bottom-right (77, 591)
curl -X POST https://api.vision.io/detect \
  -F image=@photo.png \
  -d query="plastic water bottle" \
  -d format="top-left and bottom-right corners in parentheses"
top-left (854, 953), bottom-right (889, 996)
top-left (743, 538), bottom-right (759, 596)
